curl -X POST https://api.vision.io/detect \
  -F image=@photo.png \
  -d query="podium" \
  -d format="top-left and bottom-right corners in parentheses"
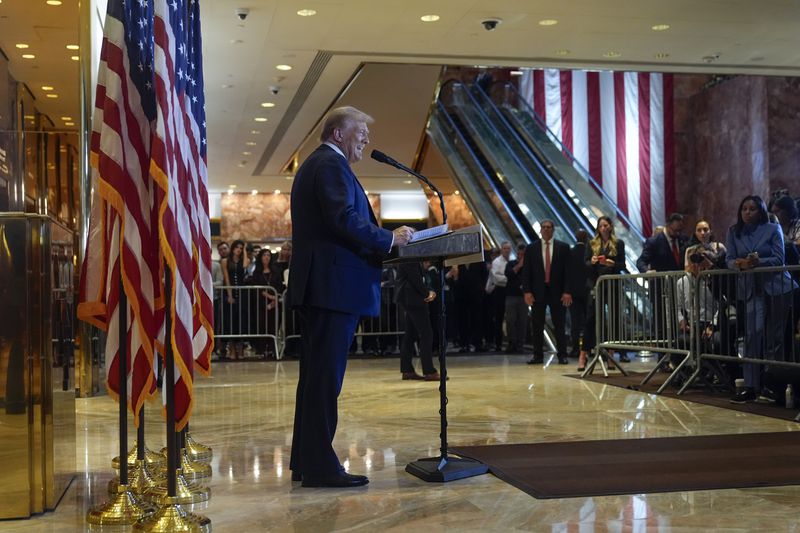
top-left (385, 225), bottom-right (489, 482)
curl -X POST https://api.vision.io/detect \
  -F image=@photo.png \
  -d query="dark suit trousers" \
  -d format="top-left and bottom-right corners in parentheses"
top-left (289, 306), bottom-right (360, 477)
top-left (532, 284), bottom-right (567, 357)
top-left (399, 303), bottom-right (437, 375)
top-left (569, 297), bottom-right (587, 356)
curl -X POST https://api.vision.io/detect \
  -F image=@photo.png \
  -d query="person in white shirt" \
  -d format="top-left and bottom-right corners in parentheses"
top-left (488, 241), bottom-right (512, 351)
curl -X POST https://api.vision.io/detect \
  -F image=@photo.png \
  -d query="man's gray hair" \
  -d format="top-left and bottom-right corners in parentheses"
top-left (320, 106), bottom-right (373, 142)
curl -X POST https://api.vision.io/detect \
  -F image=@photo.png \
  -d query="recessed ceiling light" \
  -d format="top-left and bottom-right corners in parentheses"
top-left (221, 84), bottom-right (234, 89)
top-left (61, 116), bottom-right (72, 120)
top-left (276, 64), bottom-right (292, 71)
top-left (603, 51), bottom-right (621, 58)
top-left (46, 94), bottom-right (59, 98)
top-left (65, 122), bottom-right (75, 126)
top-left (554, 49), bottom-right (570, 56)
top-left (242, 151), bottom-right (252, 156)
top-left (66, 44), bottom-right (80, 50)
top-left (420, 14), bottom-right (440, 22)
top-left (510, 70), bottom-right (523, 76)
top-left (46, 0), bottom-right (63, 4)
top-left (251, 189), bottom-right (258, 195)
top-left (22, 54), bottom-right (36, 59)
top-left (403, 180), bottom-right (413, 184)
top-left (250, 130), bottom-right (261, 134)
top-left (42, 85), bottom-right (54, 91)
top-left (539, 19), bottom-right (558, 26)
top-left (454, 190), bottom-right (460, 195)
top-left (70, 55), bottom-right (79, 61)
top-left (274, 189), bottom-right (281, 194)
top-left (227, 188), bottom-right (234, 195)
top-left (245, 141), bottom-right (257, 146)
top-left (654, 52), bottom-right (670, 59)
top-left (651, 24), bottom-right (670, 31)
top-left (254, 117), bottom-right (268, 122)
top-left (286, 176), bottom-right (293, 180)
top-left (260, 102), bottom-right (275, 108)
top-left (297, 9), bottom-right (317, 16)
top-left (237, 162), bottom-right (246, 167)
top-left (15, 43), bottom-right (29, 49)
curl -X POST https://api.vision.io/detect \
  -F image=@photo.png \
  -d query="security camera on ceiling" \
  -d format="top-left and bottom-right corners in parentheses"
top-left (481, 18), bottom-right (502, 31)
top-left (235, 8), bottom-right (249, 21)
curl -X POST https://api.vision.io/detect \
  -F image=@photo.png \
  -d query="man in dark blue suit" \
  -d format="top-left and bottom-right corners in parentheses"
top-left (288, 106), bottom-right (414, 488)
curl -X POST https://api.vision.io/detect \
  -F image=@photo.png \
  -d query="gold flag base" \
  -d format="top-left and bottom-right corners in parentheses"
top-left (143, 468), bottom-right (211, 506)
top-left (133, 498), bottom-right (211, 533)
top-left (109, 459), bottom-right (166, 496)
top-left (86, 484), bottom-right (155, 526)
top-left (162, 447), bottom-right (212, 482)
top-left (113, 443), bottom-right (167, 470)
top-left (185, 432), bottom-right (213, 463)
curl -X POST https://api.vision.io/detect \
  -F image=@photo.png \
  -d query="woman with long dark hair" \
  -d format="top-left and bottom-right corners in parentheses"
top-left (726, 195), bottom-right (796, 403)
top-left (246, 249), bottom-right (284, 358)
top-left (688, 219), bottom-right (727, 268)
top-left (221, 239), bottom-right (248, 359)
top-left (580, 216), bottom-right (626, 370)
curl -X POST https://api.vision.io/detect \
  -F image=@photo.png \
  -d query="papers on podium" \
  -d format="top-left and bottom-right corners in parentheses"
top-left (409, 224), bottom-right (449, 243)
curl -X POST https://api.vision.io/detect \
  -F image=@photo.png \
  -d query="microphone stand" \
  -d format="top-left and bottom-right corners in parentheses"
top-left (373, 151), bottom-right (487, 482)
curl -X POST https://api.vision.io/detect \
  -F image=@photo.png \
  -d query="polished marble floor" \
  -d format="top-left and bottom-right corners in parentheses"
top-left (4, 354), bottom-right (800, 532)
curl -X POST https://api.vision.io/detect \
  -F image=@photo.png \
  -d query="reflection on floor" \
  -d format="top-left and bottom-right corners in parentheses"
top-left (6, 354), bottom-right (800, 532)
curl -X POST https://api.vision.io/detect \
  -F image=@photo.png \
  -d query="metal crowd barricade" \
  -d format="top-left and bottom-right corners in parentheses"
top-left (581, 270), bottom-right (692, 393)
top-left (681, 265), bottom-right (800, 403)
top-left (213, 285), bottom-right (281, 359)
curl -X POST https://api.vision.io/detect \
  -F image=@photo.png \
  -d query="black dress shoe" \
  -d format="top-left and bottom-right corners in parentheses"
top-left (301, 472), bottom-right (369, 488)
top-left (526, 356), bottom-right (544, 364)
top-left (402, 372), bottom-right (425, 380)
top-left (729, 389), bottom-right (756, 404)
top-left (291, 471), bottom-right (302, 482)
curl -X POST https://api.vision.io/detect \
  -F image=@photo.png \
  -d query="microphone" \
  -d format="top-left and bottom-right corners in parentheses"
top-left (370, 149), bottom-right (447, 225)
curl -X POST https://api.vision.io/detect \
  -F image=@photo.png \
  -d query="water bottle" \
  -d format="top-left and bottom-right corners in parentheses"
top-left (786, 384), bottom-right (795, 409)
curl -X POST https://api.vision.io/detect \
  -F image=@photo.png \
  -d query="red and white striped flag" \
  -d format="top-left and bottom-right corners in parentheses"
top-left (151, 0), bottom-right (213, 430)
top-left (520, 69), bottom-right (675, 237)
top-left (77, 0), bottom-right (161, 425)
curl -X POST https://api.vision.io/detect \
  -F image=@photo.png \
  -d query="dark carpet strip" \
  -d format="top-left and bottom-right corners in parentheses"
top-left (451, 431), bottom-right (800, 499)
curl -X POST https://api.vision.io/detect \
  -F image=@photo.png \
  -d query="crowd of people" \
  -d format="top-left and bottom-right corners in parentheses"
top-left (210, 190), bottom-right (800, 403)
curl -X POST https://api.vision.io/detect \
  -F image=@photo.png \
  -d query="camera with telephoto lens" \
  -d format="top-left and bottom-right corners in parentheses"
top-left (689, 253), bottom-right (705, 264)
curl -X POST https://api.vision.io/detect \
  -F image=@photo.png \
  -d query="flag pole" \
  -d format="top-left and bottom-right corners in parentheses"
top-left (87, 283), bottom-right (154, 525)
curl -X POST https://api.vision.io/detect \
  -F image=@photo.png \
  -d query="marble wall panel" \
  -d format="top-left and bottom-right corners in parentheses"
top-left (766, 77), bottom-right (800, 194)
top-left (220, 193), bottom-right (381, 243)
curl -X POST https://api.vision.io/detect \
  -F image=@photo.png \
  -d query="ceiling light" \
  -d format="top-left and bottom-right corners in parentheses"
top-left (254, 117), bottom-right (268, 122)
top-left (46, 94), bottom-right (59, 98)
top-left (237, 163), bottom-right (246, 167)
top-left (229, 184), bottom-right (238, 188)
top-left (420, 14), bottom-right (440, 22)
top-left (654, 52), bottom-right (670, 59)
top-left (227, 188), bottom-right (234, 195)
top-left (250, 130), bottom-right (261, 134)
top-left (70, 55), bottom-right (79, 61)
top-left (61, 116), bottom-right (72, 120)
top-left (66, 44), bottom-right (80, 50)
top-left (454, 190), bottom-right (460, 195)
top-left (510, 70), bottom-right (523, 76)
top-left (22, 54), bottom-right (36, 59)
top-left (286, 176), bottom-right (293, 180)
top-left (275, 64), bottom-right (292, 71)
top-left (538, 19), bottom-right (558, 26)
top-left (245, 141), bottom-right (257, 146)
top-left (651, 24), bottom-right (670, 31)
top-left (15, 43), bottom-right (30, 49)
top-left (603, 51), bottom-right (621, 58)
top-left (403, 180), bottom-right (413, 185)
top-left (46, 0), bottom-right (63, 4)
top-left (221, 84), bottom-right (234, 89)
top-left (242, 151), bottom-right (252, 156)
top-left (42, 85), bottom-right (54, 91)
top-left (274, 189), bottom-right (281, 195)
top-left (554, 49), bottom-right (570, 56)
top-left (260, 102), bottom-right (275, 108)
top-left (251, 189), bottom-right (258, 195)
top-left (65, 122), bottom-right (75, 126)
top-left (297, 9), bottom-right (316, 16)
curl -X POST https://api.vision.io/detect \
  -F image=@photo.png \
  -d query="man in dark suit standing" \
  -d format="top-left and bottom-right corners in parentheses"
top-left (288, 107), bottom-right (414, 488)
top-left (522, 220), bottom-right (573, 364)
top-left (395, 261), bottom-right (440, 381)
top-left (567, 229), bottom-right (591, 361)
top-left (636, 213), bottom-right (688, 273)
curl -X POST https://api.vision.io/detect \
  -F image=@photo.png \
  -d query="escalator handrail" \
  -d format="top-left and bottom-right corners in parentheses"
top-left (441, 82), bottom-right (574, 238)
top-left (431, 101), bottom-right (532, 242)
top-left (471, 82), bottom-right (592, 239)
top-left (497, 80), bottom-right (646, 243)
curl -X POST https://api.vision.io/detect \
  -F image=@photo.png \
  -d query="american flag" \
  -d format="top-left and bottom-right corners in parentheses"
top-left (77, 0), bottom-right (161, 425)
top-left (520, 69), bottom-right (675, 238)
top-left (151, 0), bottom-right (213, 430)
